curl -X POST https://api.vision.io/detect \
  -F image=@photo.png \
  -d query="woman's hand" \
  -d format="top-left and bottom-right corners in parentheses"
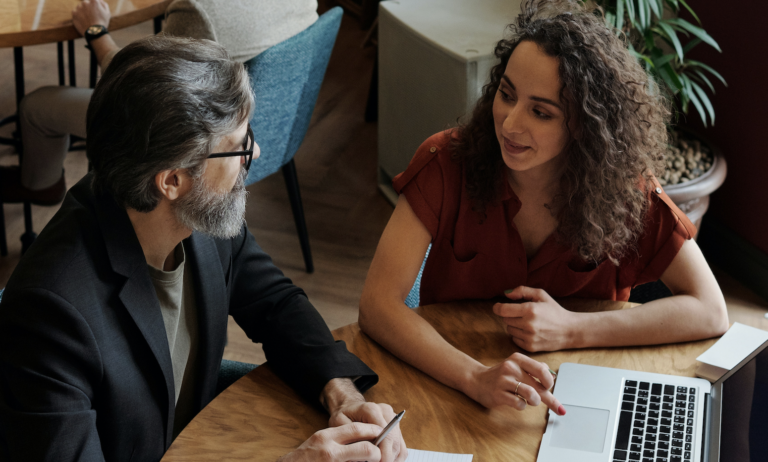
top-left (277, 423), bottom-right (384, 462)
top-left (494, 286), bottom-right (579, 352)
top-left (467, 352), bottom-right (565, 415)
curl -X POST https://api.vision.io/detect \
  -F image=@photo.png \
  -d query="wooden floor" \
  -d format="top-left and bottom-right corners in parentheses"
top-left (0, 8), bottom-right (766, 367)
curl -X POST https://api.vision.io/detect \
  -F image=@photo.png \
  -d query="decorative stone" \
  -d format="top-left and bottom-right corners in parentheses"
top-left (664, 133), bottom-right (714, 186)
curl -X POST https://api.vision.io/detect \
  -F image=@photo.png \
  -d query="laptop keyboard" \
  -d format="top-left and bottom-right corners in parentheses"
top-left (612, 380), bottom-right (697, 462)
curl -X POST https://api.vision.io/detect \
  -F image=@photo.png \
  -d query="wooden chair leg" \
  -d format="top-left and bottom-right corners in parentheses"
top-left (281, 159), bottom-right (314, 273)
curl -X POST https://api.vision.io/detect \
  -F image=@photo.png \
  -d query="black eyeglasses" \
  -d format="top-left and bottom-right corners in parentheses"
top-left (207, 124), bottom-right (255, 171)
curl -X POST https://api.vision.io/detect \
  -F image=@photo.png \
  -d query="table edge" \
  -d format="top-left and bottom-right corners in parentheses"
top-left (0, 1), bottom-right (171, 48)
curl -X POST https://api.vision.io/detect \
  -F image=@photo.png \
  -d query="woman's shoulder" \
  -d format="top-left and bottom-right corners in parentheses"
top-left (644, 176), bottom-right (697, 239)
top-left (392, 130), bottom-right (461, 193)
top-left (410, 130), bottom-right (458, 167)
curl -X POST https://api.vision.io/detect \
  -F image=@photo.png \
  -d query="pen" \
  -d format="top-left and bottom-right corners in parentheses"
top-left (372, 410), bottom-right (405, 446)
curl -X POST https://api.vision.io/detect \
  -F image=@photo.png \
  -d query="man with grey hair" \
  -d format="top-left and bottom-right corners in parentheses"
top-left (0, 36), bottom-right (406, 462)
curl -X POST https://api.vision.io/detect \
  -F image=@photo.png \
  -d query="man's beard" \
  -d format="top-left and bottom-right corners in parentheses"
top-left (173, 168), bottom-right (248, 239)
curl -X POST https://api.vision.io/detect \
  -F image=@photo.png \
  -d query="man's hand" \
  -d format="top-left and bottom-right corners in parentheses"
top-left (467, 352), bottom-right (565, 415)
top-left (277, 423), bottom-right (383, 462)
top-left (494, 286), bottom-right (579, 352)
top-left (72, 0), bottom-right (111, 36)
top-left (322, 379), bottom-right (408, 462)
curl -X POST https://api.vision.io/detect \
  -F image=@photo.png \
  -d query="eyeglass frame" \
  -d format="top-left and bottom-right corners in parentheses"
top-left (207, 124), bottom-right (255, 171)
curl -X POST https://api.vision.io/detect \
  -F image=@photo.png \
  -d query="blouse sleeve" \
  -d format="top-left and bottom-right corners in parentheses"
top-left (391, 132), bottom-right (453, 239)
top-left (631, 178), bottom-right (698, 287)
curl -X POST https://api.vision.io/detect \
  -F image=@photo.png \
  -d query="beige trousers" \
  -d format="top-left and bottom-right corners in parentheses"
top-left (19, 86), bottom-right (93, 190)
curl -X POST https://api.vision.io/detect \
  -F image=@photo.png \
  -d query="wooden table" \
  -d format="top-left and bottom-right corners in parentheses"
top-left (163, 300), bottom-right (718, 461)
top-left (0, 0), bottom-right (170, 47)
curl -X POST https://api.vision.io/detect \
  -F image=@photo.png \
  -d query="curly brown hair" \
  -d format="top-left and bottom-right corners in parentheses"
top-left (452, 0), bottom-right (670, 265)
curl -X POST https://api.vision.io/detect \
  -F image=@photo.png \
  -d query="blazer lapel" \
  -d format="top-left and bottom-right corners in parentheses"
top-left (92, 189), bottom-right (177, 447)
top-left (118, 275), bottom-right (177, 445)
top-left (184, 233), bottom-right (229, 408)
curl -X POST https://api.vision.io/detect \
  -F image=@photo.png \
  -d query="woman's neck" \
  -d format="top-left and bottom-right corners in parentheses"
top-left (507, 155), bottom-right (566, 199)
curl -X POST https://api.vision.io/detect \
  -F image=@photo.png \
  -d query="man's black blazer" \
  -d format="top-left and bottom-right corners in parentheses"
top-left (0, 174), bottom-right (377, 461)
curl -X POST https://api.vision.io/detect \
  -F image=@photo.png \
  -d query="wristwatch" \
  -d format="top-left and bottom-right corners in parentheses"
top-left (84, 25), bottom-right (109, 49)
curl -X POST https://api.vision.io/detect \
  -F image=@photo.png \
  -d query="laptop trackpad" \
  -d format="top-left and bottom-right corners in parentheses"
top-left (549, 405), bottom-right (609, 453)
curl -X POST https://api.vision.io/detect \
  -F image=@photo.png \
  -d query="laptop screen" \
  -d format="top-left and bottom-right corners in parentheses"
top-left (718, 342), bottom-right (768, 462)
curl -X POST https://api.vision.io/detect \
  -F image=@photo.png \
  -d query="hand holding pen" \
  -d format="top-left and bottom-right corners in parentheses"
top-left (329, 399), bottom-right (408, 462)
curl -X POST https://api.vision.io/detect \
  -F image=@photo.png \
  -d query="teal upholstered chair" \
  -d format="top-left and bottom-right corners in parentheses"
top-left (405, 244), bottom-right (431, 308)
top-left (216, 358), bottom-right (258, 396)
top-left (243, 7), bottom-right (344, 273)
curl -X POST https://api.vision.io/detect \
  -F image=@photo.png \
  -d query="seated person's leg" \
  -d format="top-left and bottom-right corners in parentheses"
top-left (0, 86), bottom-right (92, 205)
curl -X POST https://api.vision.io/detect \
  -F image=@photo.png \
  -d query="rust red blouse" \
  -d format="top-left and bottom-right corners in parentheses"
top-left (392, 131), bottom-right (696, 306)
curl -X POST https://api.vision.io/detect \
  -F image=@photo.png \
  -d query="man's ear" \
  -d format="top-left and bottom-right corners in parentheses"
top-left (154, 169), bottom-right (188, 201)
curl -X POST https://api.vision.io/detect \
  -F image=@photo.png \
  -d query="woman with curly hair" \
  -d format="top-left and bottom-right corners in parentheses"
top-left (358, 0), bottom-right (728, 415)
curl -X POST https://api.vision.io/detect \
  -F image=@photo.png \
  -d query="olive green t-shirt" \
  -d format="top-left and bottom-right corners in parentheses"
top-left (147, 243), bottom-right (199, 440)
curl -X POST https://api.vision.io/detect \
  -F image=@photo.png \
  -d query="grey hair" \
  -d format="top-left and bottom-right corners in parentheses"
top-left (86, 35), bottom-right (254, 212)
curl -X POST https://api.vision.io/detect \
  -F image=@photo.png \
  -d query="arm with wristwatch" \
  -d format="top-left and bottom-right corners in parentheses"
top-left (72, 0), bottom-right (120, 68)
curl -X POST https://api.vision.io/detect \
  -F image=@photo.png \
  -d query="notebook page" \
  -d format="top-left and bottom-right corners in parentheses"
top-left (406, 449), bottom-right (473, 462)
top-left (696, 322), bottom-right (768, 369)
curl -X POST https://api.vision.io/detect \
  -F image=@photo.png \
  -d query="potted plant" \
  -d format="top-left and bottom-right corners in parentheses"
top-left (587, 0), bottom-right (728, 232)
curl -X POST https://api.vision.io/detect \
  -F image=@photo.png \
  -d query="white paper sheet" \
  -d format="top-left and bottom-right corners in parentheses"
top-left (406, 449), bottom-right (473, 462)
top-left (696, 322), bottom-right (768, 370)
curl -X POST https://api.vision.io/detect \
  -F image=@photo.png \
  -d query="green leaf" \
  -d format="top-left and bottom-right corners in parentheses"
top-left (691, 69), bottom-right (715, 93)
top-left (667, 18), bottom-right (721, 52)
top-left (667, 23), bottom-right (691, 38)
top-left (630, 48), bottom-right (655, 67)
top-left (665, 0), bottom-right (679, 10)
top-left (680, 74), bottom-right (708, 125)
top-left (648, 0), bottom-right (661, 18)
top-left (680, 93), bottom-right (689, 113)
top-left (638, 0), bottom-right (647, 28)
top-left (656, 22), bottom-right (684, 61)
top-left (686, 60), bottom-right (727, 86)
top-left (657, 62), bottom-right (684, 92)
top-left (683, 38), bottom-right (702, 55)
top-left (616, 0), bottom-right (625, 32)
top-left (691, 80), bottom-right (716, 125)
top-left (678, 0), bottom-right (701, 24)
top-left (652, 53), bottom-right (676, 67)
top-left (625, 0), bottom-right (637, 27)
top-left (645, 0), bottom-right (655, 23)
top-left (644, 29), bottom-right (656, 52)
top-left (680, 72), bottom-right (693, 95)
top-left (687, 83), bottom-right (709, 125)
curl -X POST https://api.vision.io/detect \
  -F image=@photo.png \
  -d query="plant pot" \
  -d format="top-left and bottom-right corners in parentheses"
top-left (664, 132), bottom-right (727, 238)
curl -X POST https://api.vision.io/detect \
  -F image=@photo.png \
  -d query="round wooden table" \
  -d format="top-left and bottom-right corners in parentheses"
top-left (163, 300), bottom-right (718, 461)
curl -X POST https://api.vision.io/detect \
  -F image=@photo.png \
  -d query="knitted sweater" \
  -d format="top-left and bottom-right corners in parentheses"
top-left (103, 0), bottom-right (317, 68)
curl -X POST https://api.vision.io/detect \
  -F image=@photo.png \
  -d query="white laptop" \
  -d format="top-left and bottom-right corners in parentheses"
top-left (536, 338), bottom-right (768, 462)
